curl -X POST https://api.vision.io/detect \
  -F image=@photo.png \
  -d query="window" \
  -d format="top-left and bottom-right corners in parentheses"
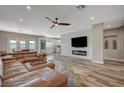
top-left (9, 40), bottom-right (17, 52)
top-left (46, 42), bottom-right (52, 48)
top-left (113, 40), bottom-right (117, 49)
top-left (40, 40), bottom-right (46, 49)
top-left (29, 40), bottom-right (35, 50)
top-left (104, 40), bottom-right (108, 49)
top-left (20, 41), bottom-right (26, 50)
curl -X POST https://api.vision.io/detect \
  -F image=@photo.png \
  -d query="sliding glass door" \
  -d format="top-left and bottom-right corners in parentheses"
top-left (19, 41), bottom-right (26, 50)
top-left (9, 40), bottom-right (17, 52)
top-left (29, 40), bottom-right (36, 50)
top-left (8, 39), bottom-right (36, 52)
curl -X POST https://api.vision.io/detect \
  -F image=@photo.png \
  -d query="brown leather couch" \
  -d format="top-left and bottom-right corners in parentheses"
top-left (0, 57), bottom-right (68, 87)
top-left (2, 67), bottom-right (68, 87)
top-left (3, 63), bottom-right (28, 80)
top-left (3, 51), bottom-right (47, 63)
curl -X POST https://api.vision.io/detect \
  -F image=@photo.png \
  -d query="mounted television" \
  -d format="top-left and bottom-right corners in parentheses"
top-left (71, 36), bottom-right (87, 47)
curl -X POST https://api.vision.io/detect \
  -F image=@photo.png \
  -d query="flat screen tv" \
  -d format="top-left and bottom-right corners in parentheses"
top-left (71, 36), bottom-right (87, 47)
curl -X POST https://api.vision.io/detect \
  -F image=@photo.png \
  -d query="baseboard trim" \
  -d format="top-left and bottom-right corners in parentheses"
top-left (104, 58), bottom-right (124, 62)
top-left (92, 60), bottom-right (104, 64)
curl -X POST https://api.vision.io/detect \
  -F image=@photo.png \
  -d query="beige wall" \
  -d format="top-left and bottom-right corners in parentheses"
top-left (61, 23), bottom-right (104, 64)
top-left (104, 26), bottom-right (124, 60)
top-left (61, 29), bottom-right (92, 60)
top-left (0, 31), bottom-right (43, 52)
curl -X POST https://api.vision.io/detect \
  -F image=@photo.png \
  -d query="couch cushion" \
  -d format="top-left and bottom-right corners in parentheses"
top-left (17, 59), bottom-right (25, 63)
top-left (23, 53), bottom-right (36, 58)
top-left (13, 54), bottom-right (23, 60)
top-left (18, 78), bottom-right (50, 87)
top-left (3, 65), bottom-right (28, 80)
top-left (49, 73), bottom-right (68, 87)
top-left (4, 61), bottom-right (22, 69)
top-left (36, 54), bottom-right (44, 61)
top-left (0, 58), bottom-right (3, 79)
top-left (22, 52), bottom-right (37, 57)
top-left (2, 67), bottom-right (68, 87)
top-left (24, 62), bottom-right (55, 71)
top-left (24, 57), bottom-right (40, 62)
top-left (3, 60), bottom-right (16, 64)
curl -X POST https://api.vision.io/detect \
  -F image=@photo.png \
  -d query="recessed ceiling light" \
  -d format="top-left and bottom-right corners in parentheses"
top-left (107, 24), bottom-right (111, 27)
top-left (55, 29), bottom-right (58, 31)
top-left (90, 17), bottom-right (95, 21)
top-left (19, 18), bottom-right (23, 22)
top-left (19, 29), bottom-right (22, 32)
top-left (26, 6), bottom-right (31, 10)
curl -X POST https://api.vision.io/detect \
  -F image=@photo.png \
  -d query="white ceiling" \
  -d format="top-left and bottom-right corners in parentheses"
top-left (0, 5), bottom-right (124, 38)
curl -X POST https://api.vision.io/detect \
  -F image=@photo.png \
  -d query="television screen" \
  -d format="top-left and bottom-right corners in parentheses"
top-left (71, 36), bottom-right (87, 47)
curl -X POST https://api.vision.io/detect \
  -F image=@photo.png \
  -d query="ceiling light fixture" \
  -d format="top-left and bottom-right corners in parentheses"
top-left (55, 24), bottom-right (58, 26)
top-left (19, 29), bottom-right (22, 32)
top-left (26, 6), bottom-right (31, 10)
top-left (107, 24), bottom-right (111, 27)
top-left (90, 17), bottom-right (95, 21)
top-left (19, 18), bottom-right (23, 22)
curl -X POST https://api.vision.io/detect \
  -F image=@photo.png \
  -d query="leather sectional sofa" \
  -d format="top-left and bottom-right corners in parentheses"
top-left (0, 52), bottom-right (68, 87)
top-left (2, 67), bottom-right (68, 87)
top-left (3, 51), bottom-right (47, 63)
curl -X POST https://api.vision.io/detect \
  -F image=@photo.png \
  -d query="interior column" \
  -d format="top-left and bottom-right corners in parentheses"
top-left (92, 23), bottom-right (104, 64)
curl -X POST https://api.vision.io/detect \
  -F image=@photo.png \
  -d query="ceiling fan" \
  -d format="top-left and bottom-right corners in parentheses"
top-left (46, 17), bottom-right (71, 28)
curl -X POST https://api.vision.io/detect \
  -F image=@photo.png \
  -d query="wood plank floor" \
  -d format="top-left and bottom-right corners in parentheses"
top-left (48, 55), bottom-right (124, 87)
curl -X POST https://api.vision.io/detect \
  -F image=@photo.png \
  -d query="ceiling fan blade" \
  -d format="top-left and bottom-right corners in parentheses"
top-left (50, 24), bottom-right (55, 29)
top-left (46, 17), bottom-right (54, 23)
top-left (58, 23), bottom-right (71, 26)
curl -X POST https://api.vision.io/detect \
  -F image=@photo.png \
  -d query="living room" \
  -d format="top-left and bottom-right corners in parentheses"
top-left (0, 4), bottom-right (124, 88)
